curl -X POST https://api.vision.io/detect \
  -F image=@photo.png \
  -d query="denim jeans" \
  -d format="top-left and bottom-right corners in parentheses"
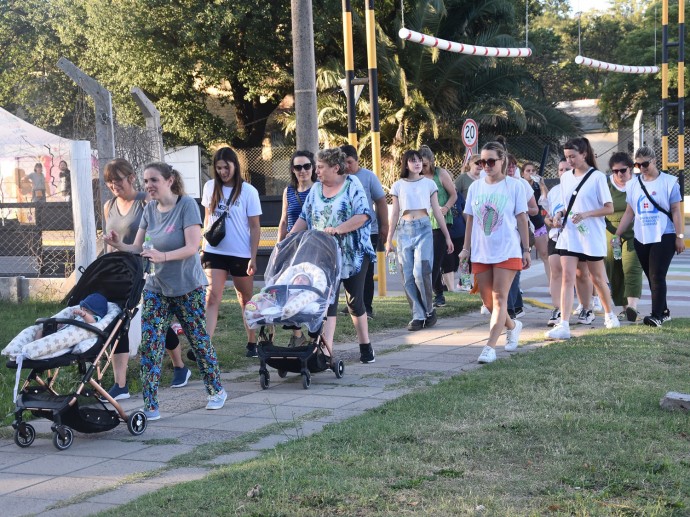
top-left (508, 271), bottom-right (523, 311)
top-left (397, 218), bottom-right (434, 321)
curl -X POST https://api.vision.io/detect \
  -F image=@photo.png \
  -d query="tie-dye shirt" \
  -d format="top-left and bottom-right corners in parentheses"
top-left (464, 176), bottom-right (528, 264)
top-left (300, 175), bottom-right (375, 279)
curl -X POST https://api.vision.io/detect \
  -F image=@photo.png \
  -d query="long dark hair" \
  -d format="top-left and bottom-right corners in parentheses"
top-left (400, 149), bottom-right (422, 178)
top-left (564, 137), bottom-right (597, 169)
top-left (144, 162), bottom-right (185, 195)
top-left (211, 147), bottom-right (243, 212)
top-left (289, 150), bottom-right (317, 189)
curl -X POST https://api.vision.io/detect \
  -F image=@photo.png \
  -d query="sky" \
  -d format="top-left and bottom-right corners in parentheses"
top-left (568, 0), bottom-right (613, 14)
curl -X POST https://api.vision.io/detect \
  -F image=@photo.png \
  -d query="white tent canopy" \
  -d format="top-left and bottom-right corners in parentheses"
top-left (0, 107), bottom-right (97, 276)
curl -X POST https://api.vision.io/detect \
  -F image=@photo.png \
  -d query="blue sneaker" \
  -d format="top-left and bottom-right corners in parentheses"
top-left (100, 384), bottom-right (130, 402)
top-left (144, 408), bottom-right (160, 421)
top-left (170, 366), bottom-right (191, 388)
top-left (206, 389), bottom-right (227, 410)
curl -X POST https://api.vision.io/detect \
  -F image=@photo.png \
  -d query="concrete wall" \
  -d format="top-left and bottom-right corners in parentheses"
top-left (0, 276), bottom-right (74, 302)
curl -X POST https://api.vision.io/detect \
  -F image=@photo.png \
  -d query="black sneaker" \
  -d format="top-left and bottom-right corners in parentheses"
top-left (513, 307), bottom-right (525, 319)
top-left (340, 306), bottom-right (349, 314)
top-left (359, 343), bottom-right (375, 363)
top-left (661, 309), bottom-right (672, 323)
top-left (643, 315), bottom-right (662, 327)
top-left (407, 319), bottom-right (424, 331)
top-left (245, 342), bottom-right (258, 357)
top-left (433, 295), bottom-right (446, 308)
top-left (366, 311), bottom-right (374, 320)
top-left (424, 310), bottom-right (437, 328)
top-left (625, 306), bottom-right (639, 322)
top-left (547, 308), bottom-right (561, 327)
top-left (508, 309), bottom-right (516, 319)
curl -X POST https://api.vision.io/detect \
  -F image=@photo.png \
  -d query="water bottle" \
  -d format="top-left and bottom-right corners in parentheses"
top-left (459, 258), bottom-right (471, 287)
top-left (143, 235), bottom-right (156, 276)
top-left (387, 252), bottom-right (398, 274)
top-left (612, 238), bottom-right (622, 260)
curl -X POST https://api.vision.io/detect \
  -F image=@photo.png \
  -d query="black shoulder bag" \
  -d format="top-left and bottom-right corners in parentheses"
top-left (637, 175), bottom-right (672, 220)
top-left (204, 196), bottom-right (230, 246)
top-left (559, 167), bottom-right (596, 232)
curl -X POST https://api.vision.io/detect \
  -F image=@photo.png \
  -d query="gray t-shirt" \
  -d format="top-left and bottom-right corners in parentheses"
top-left (27, 171), bottom-right (46, 192)
top-left (350, 167), bottom-right (385, 235)
top-left (140, 195), bottom-right (207, 297)
top-left (105, 192), bottom-right (146, 245)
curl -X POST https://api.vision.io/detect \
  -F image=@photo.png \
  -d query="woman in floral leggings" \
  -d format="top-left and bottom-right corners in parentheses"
top-left (105, 162), bottom-right (227, 420)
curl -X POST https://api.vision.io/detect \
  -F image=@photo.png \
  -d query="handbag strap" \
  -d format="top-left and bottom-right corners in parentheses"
top-left (637, 174), bottom-right (672, 220)
top-left (293, 187), bottom-right (304, 207)
top-left (562, 167), bottom-right (596, 228)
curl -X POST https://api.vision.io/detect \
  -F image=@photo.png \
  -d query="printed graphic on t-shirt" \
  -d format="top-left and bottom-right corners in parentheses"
top-left (636, 194), bottom-right (659, 226)
top-left (473, 192), bottom-right (508, 236)
top-left (213, 199), bottom-right (240, 219)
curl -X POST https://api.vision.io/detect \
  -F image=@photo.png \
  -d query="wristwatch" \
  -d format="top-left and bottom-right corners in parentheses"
top-left (677, 233), bottom-right (685, 239)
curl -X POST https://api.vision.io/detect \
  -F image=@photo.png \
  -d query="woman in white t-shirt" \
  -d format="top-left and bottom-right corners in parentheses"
top-left (386, 149), bottom-right (453, 332)
top-left (546, 137), bottom-right (619, 340)
top-left (460, 141), bottom-right (530, 364)
top-left (201, 147), bottom-right (262, 357)
top-left (614, 146), bottom-right (685, 327)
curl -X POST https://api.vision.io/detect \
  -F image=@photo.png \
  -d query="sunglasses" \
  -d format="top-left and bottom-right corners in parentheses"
top-left (634, 161), bottom-right (651, 168)
top-left (475, 158), bottom-right (499, 168)
top-left (611, 167), bottom-right (629, 174)
top-left (293, 163), bottom-right (313, 172)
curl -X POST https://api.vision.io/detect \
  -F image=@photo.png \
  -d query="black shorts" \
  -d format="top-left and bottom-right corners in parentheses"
top-left (547, 238), bottom-right (558, 257)
top-left (557, 249), bottom-right (604, 262)
top-left (114, 326), bottom-right (179, 354)
top-left (327, 256), bottom-right (370, 318)
top-left (201, 251), bottom-right (251, 277)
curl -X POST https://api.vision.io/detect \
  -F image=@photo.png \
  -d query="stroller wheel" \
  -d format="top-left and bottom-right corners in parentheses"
top-left (52, 426), bottom-right (74, 451)
top-left (14, 423), bottom-right (35, 448)
top-left (127, 410), bottom-right (148, 436)
top-left (301, 372), bottom-right (311, 389)
top-left (277, 370), bottom-right (288, 378)
top-left (333, 359), bottom-right (345, 379)
top-left (260, 372), bottom-right (270, 390)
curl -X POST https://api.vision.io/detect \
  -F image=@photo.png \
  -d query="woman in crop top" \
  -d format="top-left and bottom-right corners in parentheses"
top-left (386, 149), bottom-right (453, 332)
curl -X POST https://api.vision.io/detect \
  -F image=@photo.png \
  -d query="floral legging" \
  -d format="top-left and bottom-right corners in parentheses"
top-left (141, 287), bottom-right (222, 411)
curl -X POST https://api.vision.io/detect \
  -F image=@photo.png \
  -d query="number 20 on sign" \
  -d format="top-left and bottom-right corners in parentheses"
top-left (462, 119), bottom-right (478, 148)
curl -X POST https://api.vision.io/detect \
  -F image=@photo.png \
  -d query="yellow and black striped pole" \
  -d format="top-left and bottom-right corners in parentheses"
top-left (364, 0), bottom-right (387, 296)
top-left (342, 0), bottom-right (358, 146)
top-left (661, 0), bottom-right (685, 214)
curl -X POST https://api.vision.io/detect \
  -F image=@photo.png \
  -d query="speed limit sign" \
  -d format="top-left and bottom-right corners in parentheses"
top-left (461, 119), bottom-right (478, 148)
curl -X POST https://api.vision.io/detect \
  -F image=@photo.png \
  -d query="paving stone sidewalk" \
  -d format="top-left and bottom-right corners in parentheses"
top-left (0, 304), bottom-right (612, 516)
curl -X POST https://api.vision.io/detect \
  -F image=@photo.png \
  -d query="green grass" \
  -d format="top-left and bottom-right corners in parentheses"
top-left (95, 320), bottom-right (690, 516)
top-left (1, 290), bottom-right (479, 426)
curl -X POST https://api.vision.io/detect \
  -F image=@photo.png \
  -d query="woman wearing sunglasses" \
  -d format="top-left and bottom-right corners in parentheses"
top-left (201, 147), bottom-right (262, 357)
top-left (605, 152), bottom-right (643, 322)
top-left (546, 137), bottom-right (619, 340)
top-left (277, 150), bottom-right (317, 347)
top-left (613, 146), bottom-right (685, 327)
top-left (460, 141), bottom-right (530, 364)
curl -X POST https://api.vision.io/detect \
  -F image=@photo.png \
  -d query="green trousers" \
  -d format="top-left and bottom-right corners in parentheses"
top-left (605, 228), bottom-right (643, 307)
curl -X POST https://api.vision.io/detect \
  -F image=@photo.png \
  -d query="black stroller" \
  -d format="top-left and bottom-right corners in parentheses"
top-left (245, 230), bottom-right (344, 389)
top-left (5, 252), bottom-right (149, 450)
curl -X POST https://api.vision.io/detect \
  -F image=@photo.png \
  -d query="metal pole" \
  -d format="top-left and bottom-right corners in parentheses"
top-left (342, 0), bottom-right (358, 146)
top-left (130, 87), bottom-right (165, 161)
top-left (292, 0), bottom-right (319, 155)
top-left (364, 0), bottom-right (386, 296)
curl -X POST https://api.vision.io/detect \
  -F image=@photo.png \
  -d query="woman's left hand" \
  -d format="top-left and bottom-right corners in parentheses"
top-left (522, 250), bottom-right (531, 269)
top-left (445, 238), bottom-right (454, 254)
top-left (247, 258), bottom-right (257, 276)
top-left (440, 206), bottom-right (449, 216)
top-left (324, 226), bottom-right (339, 236)
top-left (141, 248), bottom-right (165, 263)
top-left (676, 237), bottom-right (686, 255)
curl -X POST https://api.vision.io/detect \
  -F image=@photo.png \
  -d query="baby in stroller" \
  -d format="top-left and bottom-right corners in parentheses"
top-left (2, 293), bottom-right (119, 362)
top-left (244, 230), bottom-right (343, 389)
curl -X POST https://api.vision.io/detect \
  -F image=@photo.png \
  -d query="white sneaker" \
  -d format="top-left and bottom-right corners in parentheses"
top-left (592, 296), bottom-right (603, 312)
top-left (545, 322), bottom-right (571, 340)
top-left (577, 308), bottom-right (595, 325)
top-left (572, 303), bottom-right (583, 315)
top-left (605, 313), bottom-right (621, 329)
top-left (505, 319), bottom-right (523, 352)
top-left (205, 389), bottom-right (228, 410)
top-left (547, 308), bottom-right (561, 327)
top-left (480, 305), bottom-right (490, 316)
top-left (477, 346), bottom-right (496, 364)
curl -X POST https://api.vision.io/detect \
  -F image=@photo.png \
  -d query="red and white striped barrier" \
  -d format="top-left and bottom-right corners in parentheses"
top-left (575, 55), bottom-right (659, 74)
top-left (398, 28), bottom-right (532, 58)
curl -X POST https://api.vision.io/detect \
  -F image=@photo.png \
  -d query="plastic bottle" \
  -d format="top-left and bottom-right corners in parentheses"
top-left (387, 252), bottom-right (397, 274)
top-left (459, 258), bottom-right (471, 287)
top-left (143, 235), bottom-right (156, 276)
top-left (612, 238), bottom-right (622, 260)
